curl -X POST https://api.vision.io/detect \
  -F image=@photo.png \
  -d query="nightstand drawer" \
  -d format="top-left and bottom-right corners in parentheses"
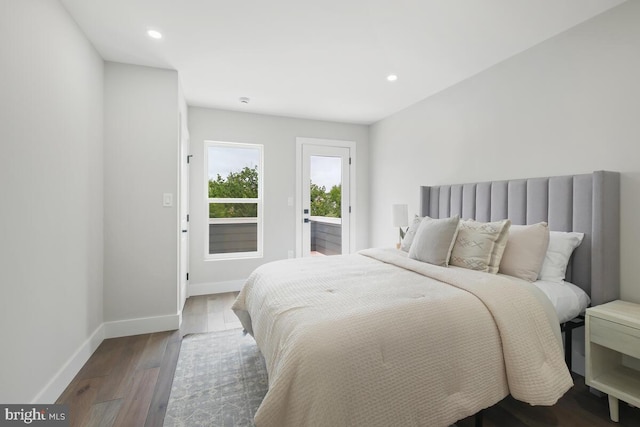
top-left (590, 316), bottom-right (640, 359)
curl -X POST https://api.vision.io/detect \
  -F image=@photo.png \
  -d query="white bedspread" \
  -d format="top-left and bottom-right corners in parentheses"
top-left (232, 248), bottom-right (572, 427)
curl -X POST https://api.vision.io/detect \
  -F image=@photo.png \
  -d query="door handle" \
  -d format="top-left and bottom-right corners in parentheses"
top-left (182, 229), bottom-right (188, 233)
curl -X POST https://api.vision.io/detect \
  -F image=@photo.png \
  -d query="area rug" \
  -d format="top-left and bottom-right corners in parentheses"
top-left (164, 329), bottom-right (268, 427)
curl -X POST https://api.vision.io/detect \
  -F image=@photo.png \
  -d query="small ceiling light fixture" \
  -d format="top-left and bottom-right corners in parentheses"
top-left (387, 74), bottom-right (398, 82)
top-left (147, 29), bottom-right (163, 40)
top-left (239, 97), bottom-right (250, 104)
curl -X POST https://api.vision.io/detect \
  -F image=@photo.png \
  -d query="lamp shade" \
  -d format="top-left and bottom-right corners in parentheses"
top-left (392, 204), bottom-right (408, 227)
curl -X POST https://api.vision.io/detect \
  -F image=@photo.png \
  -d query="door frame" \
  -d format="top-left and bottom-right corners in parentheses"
top-left (178, 113), bottom-right (190, 311)
top-left (295, 137), bottom-right (356, 258)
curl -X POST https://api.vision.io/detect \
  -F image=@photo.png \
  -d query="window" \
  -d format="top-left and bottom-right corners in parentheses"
top-left (205, 141), bottom-right (263, 259)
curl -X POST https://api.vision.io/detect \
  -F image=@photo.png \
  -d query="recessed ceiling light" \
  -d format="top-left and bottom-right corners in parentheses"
top-left (147, 30), bottom-right (163, 40)
top-left (387, 74), bottom-right (398, 82)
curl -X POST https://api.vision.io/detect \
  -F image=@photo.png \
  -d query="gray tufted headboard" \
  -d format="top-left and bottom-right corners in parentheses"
top-left (419, 171), bottom-right (620, 306)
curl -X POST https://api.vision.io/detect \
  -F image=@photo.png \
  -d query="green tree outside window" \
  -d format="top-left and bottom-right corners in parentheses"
top-left (208, 166), bottom-right (341, 219)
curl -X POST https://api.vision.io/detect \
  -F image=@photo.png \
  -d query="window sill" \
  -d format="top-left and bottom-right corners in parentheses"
top-left (205, 253), bottom-right (263, 262)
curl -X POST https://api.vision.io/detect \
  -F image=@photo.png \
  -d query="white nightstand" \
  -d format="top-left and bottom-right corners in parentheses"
top-left (586, 300), bottom-right (640, 422)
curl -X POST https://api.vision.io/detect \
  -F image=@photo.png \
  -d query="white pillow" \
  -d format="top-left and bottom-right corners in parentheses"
top-left (400, 216), bottom-right (422, 252)
top-left (538, 231), bottom-right (584, 283)
top-left (408, 216), bottom-right (460, 266)
top-left (531, 279), bottom-right (590, 323)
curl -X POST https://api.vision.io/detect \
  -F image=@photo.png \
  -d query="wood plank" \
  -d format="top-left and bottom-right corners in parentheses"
top-left (85, 399), bottom-right (122, 427)
top-left (207, 295), bottom-right (227, 332)
top-left (136, 331), bottom-right (172, 370)
top-left (207, 311), bottom-right (227, 332)
top-left (206, 294), bottom-right (226, 310)
top-left (57, 376), bottom-right (105, 427)
top-left (222, 292), bottom-right (239, 323)
top-left (166, 328), bottom-right (182, 345)
top-left (112, 368), bottom-right (160, 427)
top-left (94, 334), bottom-right (149, 402)
top-left (180, 313), bottom-right (207, 336)
top-left (223, 297), bottom-right (242, 329)
top-left (72, 338), bottom-right (124, 380)
top-left (183, 295), bottom-right (207, 315)
top-left (144, 340), bottom-right (181, 427)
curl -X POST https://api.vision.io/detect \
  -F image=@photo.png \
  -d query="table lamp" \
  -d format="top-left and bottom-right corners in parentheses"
top-left (392, 204), bottom-right (408, 249)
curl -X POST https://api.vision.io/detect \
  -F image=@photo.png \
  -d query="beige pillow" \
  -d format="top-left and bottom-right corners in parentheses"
top-left (488, 220), bottom-right (512, 274)
top-left (408, 216), bottom-right (460, 266)
top-left (450, 219), bottom-right (511, 272)
top-left (499, 222), bottom-right (550, 282)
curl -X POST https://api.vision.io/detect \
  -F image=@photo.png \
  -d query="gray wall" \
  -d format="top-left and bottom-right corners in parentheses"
top-left (369, 1), bottom-right (640, 303)
top-left (104, 63), bottom-right (179, 321)
top-left (188, 107), bottom-right (369, 291)
top-left (0, 0), bottom-right (104, 402)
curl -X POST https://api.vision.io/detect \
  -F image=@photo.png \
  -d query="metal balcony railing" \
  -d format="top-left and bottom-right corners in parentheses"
top-left (208, 217), bottom-right (342, 256)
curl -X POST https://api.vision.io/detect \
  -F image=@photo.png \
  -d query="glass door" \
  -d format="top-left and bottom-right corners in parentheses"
top-left (301, 144), bottom-right (350, 257)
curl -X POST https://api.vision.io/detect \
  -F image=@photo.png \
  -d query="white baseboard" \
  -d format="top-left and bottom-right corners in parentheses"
top-left (31, 323), bottom-right (105, 404)
top-left (104, 313), bottom-right (181, 339)
top-left (188, 279), bottom-right (245, 297)
top-left (30, 312), bottom-right (181, 403)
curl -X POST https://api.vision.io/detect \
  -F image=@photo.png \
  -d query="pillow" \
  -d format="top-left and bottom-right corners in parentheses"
top-left (400, 216), bottom-right (423, 252)
top-left (531, 279), bottom-right (590, 323)
top-left (408, 216), bottom-right (460, 266)
top-left (487, 220), bottom-right (511, 274)
top-left (450, 219), bottom-right (511, 272)
top-left (499, 222), bottom-right (550, 282)
top-left (538, 231), bottom-right (584, 283)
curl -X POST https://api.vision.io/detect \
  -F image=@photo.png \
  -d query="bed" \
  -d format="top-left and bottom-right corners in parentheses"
top-left (232, 170), bottom-right (620, 427)
top-left (420, 170), bottom-right (620, 372)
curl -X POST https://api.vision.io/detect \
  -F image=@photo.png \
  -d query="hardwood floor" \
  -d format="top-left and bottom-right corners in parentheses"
top-left (56, 293), bottom-right (237, 427)
top-left (57, 292), bottom-right (640, 426)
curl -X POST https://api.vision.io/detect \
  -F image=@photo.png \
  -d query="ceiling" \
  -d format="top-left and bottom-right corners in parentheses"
top-left (61, 0), bottom-right (625, 124)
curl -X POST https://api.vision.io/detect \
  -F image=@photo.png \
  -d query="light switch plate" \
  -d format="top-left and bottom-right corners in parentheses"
top-left (163, 193), bottom-right (173, 207)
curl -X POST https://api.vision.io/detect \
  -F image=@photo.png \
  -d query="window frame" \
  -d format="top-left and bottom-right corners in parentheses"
top-left (204, 140), bottom-right (264, 261)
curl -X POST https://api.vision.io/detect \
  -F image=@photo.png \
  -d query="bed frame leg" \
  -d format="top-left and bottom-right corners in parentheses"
top-left (561, 316), bottom-right (585, 372)
top-left (475, 409), bottom-right (483, 427)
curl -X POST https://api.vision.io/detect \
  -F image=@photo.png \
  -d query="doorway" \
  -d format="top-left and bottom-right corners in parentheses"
top-left (296, 138), bottom-right (356, 257)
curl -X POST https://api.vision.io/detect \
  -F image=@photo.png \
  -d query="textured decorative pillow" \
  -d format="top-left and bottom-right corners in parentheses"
top-left (499, 222), bottom-right (550, 282)
top-left (538, 231), bottom-right (584, 283)
top-left (400, 216), bottom-right (423, 252)
top-left (488, 220), bottom-right (512, 274)
top-left (450, 219), bottom-right (511, 272)
top-left (408, 216), bottom-right (460, 266)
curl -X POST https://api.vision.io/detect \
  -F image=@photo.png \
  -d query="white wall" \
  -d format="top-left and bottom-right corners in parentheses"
top-left (188, 107), bottom-right (369, 292)
top-left (0, 0), bottom-right (104, 402)
top-left (369, 1), bottom-right (640, 302)
top-left (104, 63), bottom-right (180, 325)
